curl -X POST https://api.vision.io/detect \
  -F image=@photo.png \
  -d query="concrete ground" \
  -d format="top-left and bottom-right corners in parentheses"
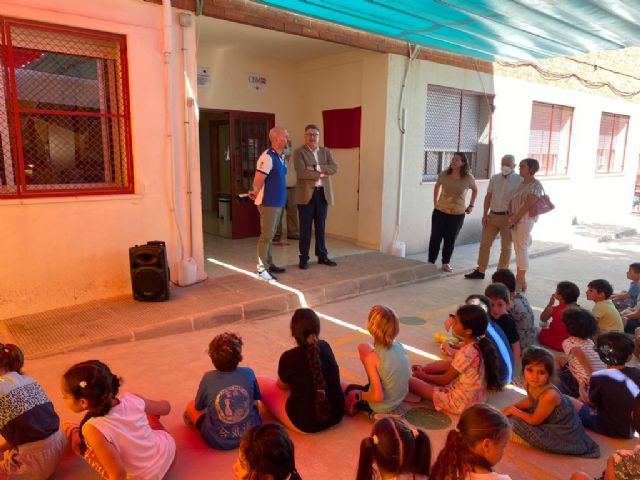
top-left (8, 218), bottom-right (640, 479)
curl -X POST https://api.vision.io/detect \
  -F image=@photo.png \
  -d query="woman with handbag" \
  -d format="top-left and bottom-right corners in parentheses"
top-left (508, 158), bottom-right (544, 292)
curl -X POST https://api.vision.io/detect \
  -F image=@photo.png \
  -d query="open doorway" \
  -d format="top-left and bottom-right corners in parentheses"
top-left (199, 109), bottom-right (275, 239)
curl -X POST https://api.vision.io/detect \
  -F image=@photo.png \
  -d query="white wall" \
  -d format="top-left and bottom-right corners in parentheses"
top-left (196, 46), bottom-right (384, 245)
top-left (381, 55), bottom-right (497, 254)
top-left (492, 74), bottom-right (640, 234)
top-left (0, 0), bottom-right (200, 318)
top-left (382, 53), bottom-right (640, 255)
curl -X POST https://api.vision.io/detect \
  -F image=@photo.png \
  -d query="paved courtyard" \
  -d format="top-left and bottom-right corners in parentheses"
top-left (18, 224), bottom-right (640, 479)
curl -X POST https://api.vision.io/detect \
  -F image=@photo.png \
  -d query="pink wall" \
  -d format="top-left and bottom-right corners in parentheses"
top-left (0, 0), bottom-right (202, 318)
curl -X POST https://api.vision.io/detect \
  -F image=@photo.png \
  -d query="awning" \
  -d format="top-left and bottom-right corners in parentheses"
top-left (253, 0), bottom-right (640, 61)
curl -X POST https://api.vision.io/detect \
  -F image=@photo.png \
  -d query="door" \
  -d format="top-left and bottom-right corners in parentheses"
top-left (229, 111), bottom-right (275, 239)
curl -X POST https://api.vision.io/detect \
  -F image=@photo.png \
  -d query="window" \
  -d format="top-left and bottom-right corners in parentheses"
top-left (423, 85), bottom-right (491, 182)
top-left (527, 102), bottom-right (573, 176)
top-left (596, 113), bottom-right (628, 174)
top-left (0, 18), bottom-right (133, 198)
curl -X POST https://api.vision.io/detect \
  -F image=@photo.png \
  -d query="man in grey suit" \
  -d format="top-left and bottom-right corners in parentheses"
top-left (294, 124), bottom-right (338, 269)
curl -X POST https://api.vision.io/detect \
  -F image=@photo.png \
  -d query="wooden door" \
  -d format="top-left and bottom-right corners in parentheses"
top-left (228, 112), bottom-right (275, 239)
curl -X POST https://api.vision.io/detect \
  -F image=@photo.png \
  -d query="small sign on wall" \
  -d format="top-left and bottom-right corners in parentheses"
top-left (247, 73), bottom-right (268, 92)
top-left (197, 66), bottom-right (210, 88)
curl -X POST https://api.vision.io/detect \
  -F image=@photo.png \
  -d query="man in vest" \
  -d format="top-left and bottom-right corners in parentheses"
top-left (249, 126), bottom-right (289, 281)
top-left (294, 124), bottom-right (338, 270)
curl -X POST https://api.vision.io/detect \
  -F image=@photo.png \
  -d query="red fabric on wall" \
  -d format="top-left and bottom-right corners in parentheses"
top-left (322, 107), bottom-right (361, 148)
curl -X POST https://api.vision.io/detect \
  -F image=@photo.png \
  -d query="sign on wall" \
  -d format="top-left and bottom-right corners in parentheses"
top-left (197, 66), bottom-right (211, 88)
top-left (247, 73), bottom-right (268, 92)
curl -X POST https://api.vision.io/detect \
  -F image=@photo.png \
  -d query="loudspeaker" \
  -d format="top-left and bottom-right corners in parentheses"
top-left (129, 241), bottom-right (170, 301)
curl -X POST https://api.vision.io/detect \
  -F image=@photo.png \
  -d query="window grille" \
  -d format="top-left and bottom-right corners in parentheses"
top-left (423, 85), bottom-right (491, 182)
top-left (527, 102), bottom-right (573, 176)
top-left (596, 112), bottom-right (628, 174)
top-left (0, 18), bottom-right (133, 198)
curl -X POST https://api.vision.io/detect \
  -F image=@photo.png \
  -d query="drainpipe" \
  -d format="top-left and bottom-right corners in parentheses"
top-left (162, 0), bottom-right (189, 281)
top-left (177, 12), bottom-right (198, 286)
top-left (391, 44), bottom-right (420, 257)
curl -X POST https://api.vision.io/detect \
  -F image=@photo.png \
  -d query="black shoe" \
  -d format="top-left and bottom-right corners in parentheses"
top-left (318, 258), bottom-right (337, 266)
top-left (287, 234), bottom-right (300, 240)
top-left (464, 268), bottom-right (485, 279)
top-left (299, 261), bottom-right (309, 270)
top-left (269, 264), bottom-right (286, 273)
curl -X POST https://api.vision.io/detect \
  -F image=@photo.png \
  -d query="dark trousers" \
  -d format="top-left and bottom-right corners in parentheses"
top-left (625, 318), bottom-right (640, 334)
top-left (298, 187), bottom-right (328, 263)
top-left (556, 364), bottom-right (580, 398)
top-left (428, 209), bottom-right (465, 264)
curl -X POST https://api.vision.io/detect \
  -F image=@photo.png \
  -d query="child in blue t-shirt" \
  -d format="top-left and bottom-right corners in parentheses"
top-left (184, 332), bottom-right (261, 449)
top-left (441, 294), bottom-right (514, 386)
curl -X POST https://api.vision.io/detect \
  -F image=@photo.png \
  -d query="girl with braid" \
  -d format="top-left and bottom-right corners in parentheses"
top-left (0, 343), bottom-right (65, 480)
top-left (258, 308), bottom-right (344, 432)
top-left (431, 403), bottom-right (512, 480)
top-left (410, 304), bottom-right (503, 414)
top-left (61, 360), bottom-right (176, 479)
top-left (355, 417), bottom-right (431, 480)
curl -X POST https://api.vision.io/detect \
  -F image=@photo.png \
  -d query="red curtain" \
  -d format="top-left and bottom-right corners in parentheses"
top-left (322, 106), bottom-right (361, 148)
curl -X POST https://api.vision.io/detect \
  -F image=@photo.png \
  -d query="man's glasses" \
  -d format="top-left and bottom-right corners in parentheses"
top-left (305, 133), bottom-right (319, 137)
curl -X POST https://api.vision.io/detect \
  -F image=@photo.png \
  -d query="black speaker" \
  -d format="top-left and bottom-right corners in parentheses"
top-left (129, 241), bottom-right (170, 301)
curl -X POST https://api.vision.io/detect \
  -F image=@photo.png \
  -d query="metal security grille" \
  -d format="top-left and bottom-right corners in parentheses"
top-left (423, 85), bottom-right (491, 182)
top-left (596, 112), bottom-right (628, 174)
top-left (527, 102), bottom-right (573, 176)
top-left (0, 18), bottom-right (133, 198)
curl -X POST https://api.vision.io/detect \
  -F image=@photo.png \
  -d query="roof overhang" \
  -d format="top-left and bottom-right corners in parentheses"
top-left (253, 0), bottom-right (640, 61)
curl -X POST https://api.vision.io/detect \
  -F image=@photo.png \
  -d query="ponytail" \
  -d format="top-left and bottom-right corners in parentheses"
top-left (304, 335), bottom-right (330, 422)
top-left (355, 437), bottom-right (376, 480)
top-left (431, 403), bottom-right (509, 480)
top-left (290, 309), bottom-right (330, 422)
top-left (477, 337), bottom-right (502, 391)
top-left (356, 417), bottom-right (430, 480)
top-left (62, 360), bottom-right (121, 455)
top-left (0, 344), bottom-right (24, 374)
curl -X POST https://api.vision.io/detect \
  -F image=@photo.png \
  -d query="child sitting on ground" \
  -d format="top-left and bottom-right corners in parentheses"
top-left (430, 403), bottom-right (512, 480)
top-left (575, 332), bottom-right (640, 439)
top-left (485, 283), bottom-right (521, 362)
top-left (571, 394), bottom-right (640, 480)
top-left (259, 308), bottom-right (344, 432)
top-left (355, 417), bottom-right (431, 480)
top-left (62, 360), bottom-right (176, 479)
top-left (184, 332), bottom-right (262, 449)
top-left (502, 346), bottom-right (600, 458)
top-left (538, 281), bottom-right (580, 351)
top-left (586, 279), bottom-right (624, 333)
top-left (441, 294), bottom-right (514, 386)
top-left (611, 262), bottom-right (640, 312)
top-left (410, 304), bottom-right (502, 414)
top-left (556, 307), bottom-right (605, 400)
top-left (232, 423), bottom-right (302, 480)
top-left (492, 269), bottom-right (536, 352)
top-left (0, 344), bottom-right (66, 480)
top-left (345, 305), bottom-right (410, 419)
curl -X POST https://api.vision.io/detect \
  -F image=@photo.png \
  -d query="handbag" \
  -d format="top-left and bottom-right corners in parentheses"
top-left (529, 186), bottom-right (554, 217)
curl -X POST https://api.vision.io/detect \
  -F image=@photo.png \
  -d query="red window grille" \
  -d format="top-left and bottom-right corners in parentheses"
top-left (527, 102), bottom-right (573, 176)
top-left (0, 18), bottom-right (133, 198)
top-left (596, 112), bottom-right (629, 174)
top-left (423, 85), bottom-right (492, 182)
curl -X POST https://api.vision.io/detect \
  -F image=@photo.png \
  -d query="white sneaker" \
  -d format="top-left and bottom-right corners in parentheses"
top-left (257, 270), bottom-right (276, 281)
